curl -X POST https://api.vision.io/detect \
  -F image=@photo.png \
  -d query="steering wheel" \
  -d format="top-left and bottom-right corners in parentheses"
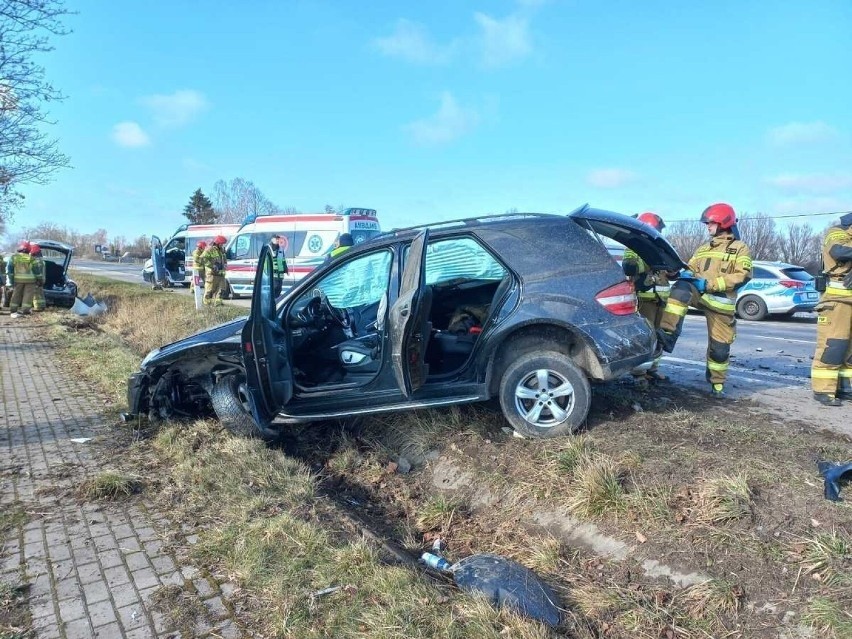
top-left (314, 289), bottom-right (349, 328)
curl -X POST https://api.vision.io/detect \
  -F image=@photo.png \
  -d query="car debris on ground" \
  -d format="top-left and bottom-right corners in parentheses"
top-left (818, 460), bottom-right (852, 501)
top-left (71, 292), bottom-right (108, 316)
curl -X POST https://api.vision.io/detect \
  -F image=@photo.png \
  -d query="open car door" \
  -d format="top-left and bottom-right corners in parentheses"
top-left (150, 235), bottom-right (166, 287)
top-left (389, 229), bottom-right (430, 397)
top-left (240, 245), bottom-right (293, 428)
top-left (569, 206), bottom-right (687, 272)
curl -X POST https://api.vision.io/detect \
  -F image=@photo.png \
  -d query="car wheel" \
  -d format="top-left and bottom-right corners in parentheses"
top-left (736, 295), bottom-right (768, 321)
top-left (211, 375), bottom-right (279, 441)
top-left (498, 351), bottom-right (591, 438)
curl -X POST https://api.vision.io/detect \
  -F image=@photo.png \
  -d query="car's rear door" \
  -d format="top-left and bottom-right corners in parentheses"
top-left (389, 230), bottom-right (430, 396)
top-left (569, 207), bottom-right (686, 272)
top-left (150, 235), bottom-right (166, 284)
top-left (240, 245), bottom-right (294, 427)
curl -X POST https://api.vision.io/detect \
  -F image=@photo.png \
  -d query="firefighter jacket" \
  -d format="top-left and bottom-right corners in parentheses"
top-left (687, 231), bottom-right (752, 314)
top-left (31, 256), bottom-right (45, 285)
top-left (200, 245), bottom-right (227, 279)
top-left (622, 248), bottom-right (671, 303)
top-left (8, 253), bottom-right (36, 285)
top-left (820, 224), bottom-right (852, 303)
top-left (191, 248), bottom-right (205, 275)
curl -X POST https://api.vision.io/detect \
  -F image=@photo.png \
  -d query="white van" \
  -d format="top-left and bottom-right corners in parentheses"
top-left (142, 223), bottom-right (241, 287)
top-left (224, 208), bottom-right (381, 297)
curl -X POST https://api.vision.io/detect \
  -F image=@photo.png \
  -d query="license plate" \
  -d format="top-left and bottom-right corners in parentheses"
top-left (806, 292), bottom-right (818, 300)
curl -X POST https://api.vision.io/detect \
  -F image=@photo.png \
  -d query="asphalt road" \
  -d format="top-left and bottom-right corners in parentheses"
top-left (71, 260), bottom-right (851, 426)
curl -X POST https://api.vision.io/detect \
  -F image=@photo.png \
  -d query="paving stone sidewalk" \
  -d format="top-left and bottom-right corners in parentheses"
top-left (1, 315), bottom-right (244, 638)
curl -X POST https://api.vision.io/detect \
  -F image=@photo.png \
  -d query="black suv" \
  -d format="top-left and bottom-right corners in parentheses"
top-left (126, 207), bottom-right (684, 439)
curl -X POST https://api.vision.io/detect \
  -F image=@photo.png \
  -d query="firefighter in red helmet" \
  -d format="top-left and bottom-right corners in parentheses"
top-left (29, 243), bottom-right (47, 312)
top-left (656, 204), bottom-right (753, 397)
top-left (191, 240), bottom-right (208, 286)
top-left (200, 235), bottom-right (228, 305)
top-left (7, 241), bottom-right (37, 317)
top-left (623, 213), bottom-right (670, 383)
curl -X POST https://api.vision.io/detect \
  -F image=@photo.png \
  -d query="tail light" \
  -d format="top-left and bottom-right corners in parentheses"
top-left (596, 280), bottom-right (637, 315)
top-left (778, 280), bottom-right (805, 289)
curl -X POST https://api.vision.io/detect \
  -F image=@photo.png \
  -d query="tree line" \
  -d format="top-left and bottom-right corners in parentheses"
top-left (666, 213), bottom-right (827, 273)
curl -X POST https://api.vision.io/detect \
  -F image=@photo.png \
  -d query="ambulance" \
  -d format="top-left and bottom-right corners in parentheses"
top-left (224, 208), bottom-right (382, 297)
top-left (142, 223), bottom-right (241, 287)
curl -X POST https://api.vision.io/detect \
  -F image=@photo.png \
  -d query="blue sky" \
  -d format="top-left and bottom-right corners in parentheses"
top-left (9, 0), bottom-right (852, 241)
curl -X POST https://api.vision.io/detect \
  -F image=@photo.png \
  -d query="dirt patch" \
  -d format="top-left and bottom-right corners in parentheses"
top-left (0, 582), bottom-right (32, 639)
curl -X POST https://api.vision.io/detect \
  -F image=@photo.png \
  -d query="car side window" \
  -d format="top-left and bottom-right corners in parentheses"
top-left (314, 250), bottom-right (393, 308)
top-left (233, 235), bottom-right (252, 259)
top-left (752, 266), bottom-right (773, 279)
top-left (422, 237), bottom-right (506, 285)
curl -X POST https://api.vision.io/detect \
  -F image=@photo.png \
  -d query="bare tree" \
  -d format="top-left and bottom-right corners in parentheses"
top-left (212, 177), bottom-right (279, 223)
top-left (737, 213), bottom-right (778, 260)
top-left (0, 0), bottom-right (72, 225)
top-left (666, 219), bottom-right (705, 261)
top-left (778, 222), bottom-right (821, 271)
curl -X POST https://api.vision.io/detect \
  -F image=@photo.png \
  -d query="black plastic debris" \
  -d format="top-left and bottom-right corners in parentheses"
top-left (452, 553), bottom-right (562, 627)
top-left (818, 461), bottom-right (852, 502)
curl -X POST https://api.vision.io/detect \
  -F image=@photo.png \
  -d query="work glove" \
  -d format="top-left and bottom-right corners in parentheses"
top-left (677, 269), bottom-right (695, 280)
top-left (844, 270), bottom-right (852, 289)
top-left (692, 278), bottom-right (708, 294)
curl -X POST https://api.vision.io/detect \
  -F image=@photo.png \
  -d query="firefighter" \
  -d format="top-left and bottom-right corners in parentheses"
top-left (623, 212), bottom-right (671, 382)
top-left (268, 234), bottom-right (288, 297)
top-left (7, 241), bottom-right (38, 318)
top-left (29, 244), bottom-right (46, 312)
top-left (656, 203), bottom-right (753, 398)
top-left (200, 235), bottom-right (228, 305)
top-left (811, 212), bottom-right (852, 406)
top-left (191, 240), bottom-right (207, 285)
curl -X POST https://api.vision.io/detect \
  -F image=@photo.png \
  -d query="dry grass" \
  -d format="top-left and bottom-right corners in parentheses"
top-left (680, 578), bottom-right (743, 619)
top-left (689, 473), bottom-right (754, 525)
top-left (415, 495), bottom-right (463, 533)
top-left (568, 453), bottom-right (627, 518)
top-left (792, 530), bottom-right (852, 587)
top-left (149, 584), bottom-right (210, 636)
top-left (0, 502), bottom-right (28, 534)
top-left (78, 470), bottom-right (141, 500)
top-left (0, 583), bottom-right (31, 639)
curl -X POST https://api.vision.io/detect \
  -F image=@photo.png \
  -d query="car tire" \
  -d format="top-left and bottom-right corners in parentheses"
top-left (498, 351), bottom-right (591, 439)
top-left (736, 295), bottom-right (768, 321)
top-left (211, 375), bottom-right (279, 441)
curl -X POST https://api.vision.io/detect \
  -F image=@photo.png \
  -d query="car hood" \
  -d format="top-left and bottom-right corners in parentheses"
top-left (141, 316), bottom-right (248, 368)
top-left (31, 239), bottom-right (73, 273)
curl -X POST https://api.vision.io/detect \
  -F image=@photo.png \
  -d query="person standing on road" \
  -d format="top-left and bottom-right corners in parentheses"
top-left (268, 234), bottom-right (288, 297)
top-left (29, 244), bottom-right (46, 312)
top-left (623, 212), bottom-right (671, 383)
top-left (656, 203), bottom-right (753, 398)
top-left (0, 252), bottom-right (7, 309)
top-left (7, 241), bottom-right (38, 318)
top-left (200, 235), bottom-right (228, 306)
top-left (192, 241), bottom-right (207, 285)
top-left (810, 212), bottom-right (852, 406)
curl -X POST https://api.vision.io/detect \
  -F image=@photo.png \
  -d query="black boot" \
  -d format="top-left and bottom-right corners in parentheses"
top-left (655, 328), bottom-right (677, 353)
top-left (814, 393), bottom-right (842, 407)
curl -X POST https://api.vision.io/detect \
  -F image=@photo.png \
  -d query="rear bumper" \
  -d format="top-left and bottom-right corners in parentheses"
top-left (581, 315), bottom-right (656, 380)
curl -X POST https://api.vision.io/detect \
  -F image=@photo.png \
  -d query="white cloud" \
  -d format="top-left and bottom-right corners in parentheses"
top-left (766, 121), bottom-right (837, 146)
top-left (373, 19), bottom-right (455, 65)
top-left (405, 92), bottom-right (480, 146)
top-left (766, 172), bottom-right (852, 194)
top-left (111, 121), bottom-right (150, 148)
top-left (474, 12), bottom-right (532, 68)
top-left (141, 89), bottom-right (209, 127)
top-left (586, 168), bottom-right (637, 189)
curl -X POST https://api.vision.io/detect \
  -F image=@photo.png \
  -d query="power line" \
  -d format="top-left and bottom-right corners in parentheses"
top-left (665, 210), bottom-right (850, 224)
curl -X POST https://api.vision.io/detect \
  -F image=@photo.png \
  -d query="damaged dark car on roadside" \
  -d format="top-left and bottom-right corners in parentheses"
top-left (125, 206), bottom-right (685, 440)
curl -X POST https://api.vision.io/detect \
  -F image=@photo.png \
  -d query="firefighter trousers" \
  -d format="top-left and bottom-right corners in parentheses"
top-left (204, 275), bottom-right (227, 305)
top-left (33, 282), bottom-right (46, 311)
top-left (659, 282), bottom-right (736, 385)
top-left (811, 300), bottom-right (852, 397)
top-left (10, 282), bottom-right (38, 313)
top-left (636, 298), bottom-right (666, 373)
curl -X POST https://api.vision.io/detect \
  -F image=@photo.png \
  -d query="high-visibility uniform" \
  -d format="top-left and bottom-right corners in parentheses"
top-left (658, 231), bottom-right (752, 385)
top-left (7, 253), bottom-right (38, 314)
top-left (191, 247), bottom-right (205, 284)
top-left (329, 245), bottom-right (351, 260)
top-left (31, 255), bottom-right (46, 311)
top-left (270, 244), bottom-right (288, 297)
top-left (811, 224), bottom-right (852, 398)
top-left (0, 255), bottom-right (7, 307)
top-left (200, 244), bottom-right (228, 305)
top-left (623, 248), bottom-right (671, 374)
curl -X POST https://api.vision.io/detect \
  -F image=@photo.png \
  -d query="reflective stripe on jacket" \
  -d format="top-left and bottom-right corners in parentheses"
top-left (820, 225), bottom-right (852, 303)
top-left (200, 245), bottom-right (227, 278)
top-left (10, 253), bottom-right (36, 283)
top-left (687, 231), bottom-right (752, 314)
top-left (623, 248), bottom-right (671, 301)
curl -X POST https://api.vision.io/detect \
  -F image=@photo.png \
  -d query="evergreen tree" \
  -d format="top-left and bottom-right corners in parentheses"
top-left (182, 188), bottom-right (218, 224)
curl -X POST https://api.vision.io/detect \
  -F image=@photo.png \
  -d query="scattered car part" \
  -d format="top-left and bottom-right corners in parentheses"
top-left (818, 460), bottom-right (852, 501)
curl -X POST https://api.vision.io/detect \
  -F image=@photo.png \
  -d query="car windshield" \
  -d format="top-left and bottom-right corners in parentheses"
top-left (781, 267), bottom-right (813, 281)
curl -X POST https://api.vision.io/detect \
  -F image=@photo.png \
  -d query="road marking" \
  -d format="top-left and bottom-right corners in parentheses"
top-left (662, 355), bottom-right (806, 382)
top-left (751, 335), bottom-right (815, 345)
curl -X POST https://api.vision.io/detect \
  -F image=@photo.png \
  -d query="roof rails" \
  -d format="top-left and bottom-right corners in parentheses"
top-left (388, 211), bottom-right (556, 235)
